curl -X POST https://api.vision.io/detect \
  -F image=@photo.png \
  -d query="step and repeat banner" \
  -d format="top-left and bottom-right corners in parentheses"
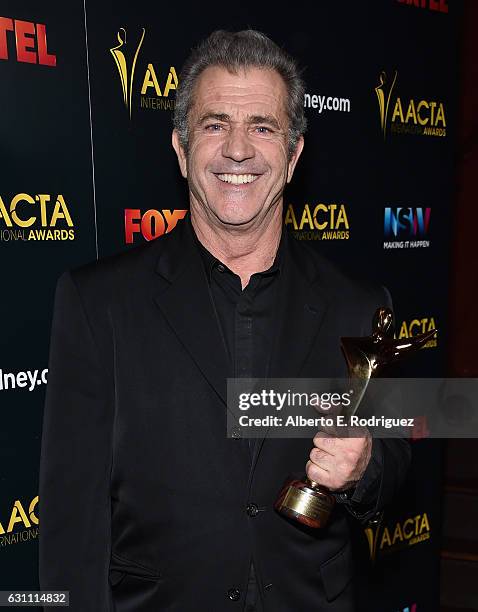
top-left (0, 1), bottom-right (459, 610)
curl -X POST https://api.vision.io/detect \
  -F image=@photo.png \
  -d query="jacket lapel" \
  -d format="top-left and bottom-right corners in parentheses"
top-left (153, 216), bottom-right (229, 405)
top-left (152, 217), bottom-right (330, 477)
top-left (250, 231), bottom-right (330, 472)
top-left (268, 233), bottom-right (329, 379)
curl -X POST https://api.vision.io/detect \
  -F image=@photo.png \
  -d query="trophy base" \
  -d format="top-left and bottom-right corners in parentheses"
top-left (274, 478), bottom-right (335, 528)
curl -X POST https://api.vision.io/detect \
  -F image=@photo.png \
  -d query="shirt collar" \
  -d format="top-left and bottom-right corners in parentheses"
top-left (190, 215), bottom-right (286, 281)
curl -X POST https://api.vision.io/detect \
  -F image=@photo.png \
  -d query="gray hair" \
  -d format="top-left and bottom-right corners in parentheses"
top-left (173, 29), bottom-right (307, 158)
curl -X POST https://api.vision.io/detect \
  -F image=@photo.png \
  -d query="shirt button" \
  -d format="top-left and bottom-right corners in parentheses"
top-left (246, 503), bottom-right (259, 517)
top-left (227, 588), bottom-right (241, 601)
top-left (217, 264), bottom-right (225, 272)
top-left (230, 426), bottom-right (242, 439)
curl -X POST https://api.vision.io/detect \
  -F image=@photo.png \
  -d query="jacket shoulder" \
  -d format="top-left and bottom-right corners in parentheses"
top-left (289, 236), bottom-right (391, 312)
top-left (63, 231), bottom-right (176, 301)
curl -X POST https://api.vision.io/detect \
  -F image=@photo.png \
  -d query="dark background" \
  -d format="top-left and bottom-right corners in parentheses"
top-left (0, 1), bottom-right (468, 610)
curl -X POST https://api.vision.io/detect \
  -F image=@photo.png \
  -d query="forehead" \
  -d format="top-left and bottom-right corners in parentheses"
top-left (191, 65), bottom-right (288, 120)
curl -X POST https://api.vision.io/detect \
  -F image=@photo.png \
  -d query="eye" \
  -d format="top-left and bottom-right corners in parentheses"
top-left (205, 123), bottom-right (223, 132)
top-left (255, 126), bottom-right (271, 134)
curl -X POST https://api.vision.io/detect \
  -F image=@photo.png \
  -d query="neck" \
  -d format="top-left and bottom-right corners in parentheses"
top-left (190, 205), bottom-right (283, 288)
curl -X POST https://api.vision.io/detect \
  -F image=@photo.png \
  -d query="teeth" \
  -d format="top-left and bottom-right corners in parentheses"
top-left (217, 174), bottom-right (259, 184)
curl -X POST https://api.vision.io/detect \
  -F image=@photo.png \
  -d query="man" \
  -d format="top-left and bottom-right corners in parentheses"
top-left (39, 30), bottom-right (410, 611)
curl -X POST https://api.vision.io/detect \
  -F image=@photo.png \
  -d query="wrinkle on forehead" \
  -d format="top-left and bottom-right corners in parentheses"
top-left (190, 66), bottom-right (289, 129)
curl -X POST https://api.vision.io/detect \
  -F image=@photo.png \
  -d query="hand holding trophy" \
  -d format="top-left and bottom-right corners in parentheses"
top-left (274, 307), bottom-right (437, 529)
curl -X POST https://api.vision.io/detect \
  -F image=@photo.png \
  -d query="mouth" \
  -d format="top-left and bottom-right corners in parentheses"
top-left (214, 173), bottom-right (260, 185)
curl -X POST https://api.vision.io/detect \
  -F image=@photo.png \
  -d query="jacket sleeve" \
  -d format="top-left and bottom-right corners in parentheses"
top-left (335, 437), bottom-right (411, 524)
top-left (39, 270), bottom-right (114, 611)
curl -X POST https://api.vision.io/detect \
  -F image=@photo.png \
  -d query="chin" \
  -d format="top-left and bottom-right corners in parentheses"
top-left (215, 211), bottom-right (261, 227)
top-left (212, 203), bottom-right (263, 227)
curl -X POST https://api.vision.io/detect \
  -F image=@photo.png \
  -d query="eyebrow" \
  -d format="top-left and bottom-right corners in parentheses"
top-left (248, 114), bottom-right (281, 130)
top-left (197, 112), bottom-right (281, 130)
top-left (197, 112), bottom-right (231, 125)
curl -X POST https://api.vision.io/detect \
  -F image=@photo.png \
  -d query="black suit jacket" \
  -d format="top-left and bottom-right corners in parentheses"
top-left (39, 215), bottom-right (410, 611)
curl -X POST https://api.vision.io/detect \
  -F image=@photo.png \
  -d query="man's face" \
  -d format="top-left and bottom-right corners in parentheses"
top-left (172, 66), bottom-right (303, 229)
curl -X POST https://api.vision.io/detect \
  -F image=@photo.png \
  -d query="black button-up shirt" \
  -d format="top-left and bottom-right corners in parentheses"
top-left (195, 231), bottom-right (284, 387)
top-left (193, 226), bottom-right (285, 611)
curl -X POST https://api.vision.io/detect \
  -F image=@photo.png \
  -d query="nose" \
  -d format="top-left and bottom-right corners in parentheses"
top-left (221, 125), bottom-right (255, 162)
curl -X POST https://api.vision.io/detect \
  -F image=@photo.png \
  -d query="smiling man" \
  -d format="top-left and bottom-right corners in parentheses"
top-left (39, 30), bottom-right (410, 612)
top-left (172, 58), bottom-right (303, 288)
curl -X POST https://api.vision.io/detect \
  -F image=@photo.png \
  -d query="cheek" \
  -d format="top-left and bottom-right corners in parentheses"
top-left (188, 139), bottom-right (220, 177)
top-left (268, 152), bottom-right (290, 182)
top-left (263, 141), bottom-right (289, 172)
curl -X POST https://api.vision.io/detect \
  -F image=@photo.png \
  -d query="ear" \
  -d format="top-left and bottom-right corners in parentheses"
top-left (286, 135), bottom-right (304, 183)
top-left (172, 129), bottom-right (188, 178)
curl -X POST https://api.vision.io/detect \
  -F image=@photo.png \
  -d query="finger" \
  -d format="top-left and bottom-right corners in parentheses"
top-left (309, 446), bottom-right (329, 465)
top-left (314, 435), bottom-right (366, 455)
top-left (306, 460), bottom-right (330, 486)
top-left (308, 447), bottom-right (338, 474)
top-left (313, 434), bottom-right (337, 455)
top-left (306, 459), bottom-right (352, 491)
top-left (314, 430), bottom-right (340, 441)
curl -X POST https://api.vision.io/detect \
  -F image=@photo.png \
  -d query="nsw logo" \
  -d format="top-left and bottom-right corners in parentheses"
top-left (383, 207), bottom-right (431, 249)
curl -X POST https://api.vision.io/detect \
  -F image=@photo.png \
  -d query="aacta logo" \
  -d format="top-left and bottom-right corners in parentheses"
top-left (0, 193), bottom-right (75, 242)
top-left (396, 317), bottom-right (437, 349)
top-left (0, 496), bottom-right (39, 547)
top-left (383, 207), bottom-right (431, 249)
top-left (0, 17), bottom-right (56, 66)
top-left (365, 512), bottom-right (431, 561)
top-left (375, 71), bottom-right (446, 138)
top-left (110, 28), bottom-right (178, 117)
top-left (284, 203), bottom-right (350, 241)
top-left (125, 209), bottom-right (187, 243)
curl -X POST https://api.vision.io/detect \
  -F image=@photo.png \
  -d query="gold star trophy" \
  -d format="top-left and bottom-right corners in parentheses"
top-left (274, 307), bottom-right (436, 528)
